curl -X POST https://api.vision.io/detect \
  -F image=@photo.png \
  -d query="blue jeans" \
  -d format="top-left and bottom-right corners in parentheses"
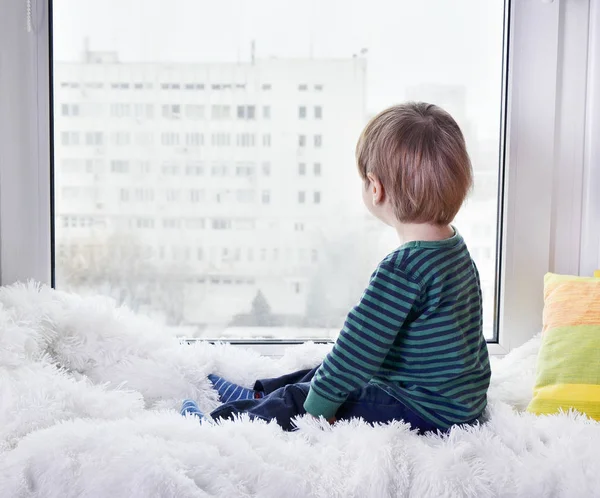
top-left (209, 367), bottom-right (445, 433)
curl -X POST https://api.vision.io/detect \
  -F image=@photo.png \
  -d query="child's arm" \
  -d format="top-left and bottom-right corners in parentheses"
top-left (303, 262), bottom-right (421, 420)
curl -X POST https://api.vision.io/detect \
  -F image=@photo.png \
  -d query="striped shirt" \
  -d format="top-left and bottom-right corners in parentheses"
top-left (303, 228), bottom-right (491, 429)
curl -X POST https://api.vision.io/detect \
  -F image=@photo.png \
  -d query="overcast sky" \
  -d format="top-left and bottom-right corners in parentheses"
top-left (53, 0), bottom-right (505, 139)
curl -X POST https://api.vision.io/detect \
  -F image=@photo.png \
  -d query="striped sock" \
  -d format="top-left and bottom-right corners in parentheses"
top-left (181, 399), bottom-right (204, 420)
top-left (208, 374), bottom-right (262, 402)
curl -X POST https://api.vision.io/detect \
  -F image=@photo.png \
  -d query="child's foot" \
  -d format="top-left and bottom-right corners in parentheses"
top-left (181, 399), bottom-right (204, 420)
top-left (208, 374), bottom-right (264, 402)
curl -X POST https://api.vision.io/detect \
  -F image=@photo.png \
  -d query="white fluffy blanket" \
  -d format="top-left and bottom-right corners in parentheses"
top-left (1, 283), bottom-right (600, 498)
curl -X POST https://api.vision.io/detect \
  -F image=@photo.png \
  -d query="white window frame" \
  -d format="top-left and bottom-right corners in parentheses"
top-left (1, 0), bottom-right (598, 356)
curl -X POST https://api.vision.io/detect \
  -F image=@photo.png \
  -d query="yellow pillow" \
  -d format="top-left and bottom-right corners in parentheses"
top-left (527, 273), bottom-right (600, 420)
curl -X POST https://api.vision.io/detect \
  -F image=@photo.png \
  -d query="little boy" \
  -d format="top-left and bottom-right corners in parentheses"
top-left (182, 102), bottom-right (491, 433)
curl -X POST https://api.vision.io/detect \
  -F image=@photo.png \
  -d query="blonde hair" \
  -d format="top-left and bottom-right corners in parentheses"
top-left (356, 102), bottom-right (473, 225)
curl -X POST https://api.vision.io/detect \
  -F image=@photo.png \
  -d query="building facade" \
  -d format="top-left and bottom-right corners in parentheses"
top-left (53, 52), bottom-right (369, 334)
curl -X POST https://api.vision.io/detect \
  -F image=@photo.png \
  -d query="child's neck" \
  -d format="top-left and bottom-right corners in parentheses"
top-left (395, 223), bottom-right (454, 244)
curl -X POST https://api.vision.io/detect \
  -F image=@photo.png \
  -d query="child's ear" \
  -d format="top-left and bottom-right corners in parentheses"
top-left (367, 173), bottom-right (384, 205)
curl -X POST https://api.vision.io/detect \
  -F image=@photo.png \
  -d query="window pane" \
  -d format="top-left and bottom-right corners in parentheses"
top-left (52, 0), bottom-right (505, 341)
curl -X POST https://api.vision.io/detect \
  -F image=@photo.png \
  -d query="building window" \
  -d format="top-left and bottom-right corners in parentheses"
top-left (298, 84), bottom-right (308, 91)
top-left (211, 133), bottom-right (230, 147)
top-left (262, 134), bottom-right (271, 147)
top-left (134, 132), bottom-right (153, 147)
top-left (236, 189), bottom-right (255, 203)
top-left (314, 163), bottom-right (322, 176)
top-left (236, 133), bottom-right (256, 147)
top-left (314, 106), bottom-right (322, 119)
top-left (211, 163), bottom-right (228, 177)
top-left (314, 84), bottom-right (323, 91)
top-left (60, 131), bottom-right (80, 146)
top-left (161, 162), bottom-right (180, 175)
top-left (314, 135), bottom-right (322, 147)
top-left (120, 189), bottom-right (129, 202)
top-left (262, 162), bottom-right (271, 176)
top-left (197, 247), bottom-right (204, 260)
top-left (185, 162), bottom-right (204, 176)
top-left (61, 104), bottom-right (80, 116)
top-left (161, 132), bottom-right (180, 146)
top-left (298, 163), bottom-right (306, 176)
top-left (298, 191), bottom-right (305, 204)
top-left (261, 190), bottom-right (270, 204)
top-left (162, 104), bottom-right (181, 119)
top-left (211, 105), bottom-right (231, 119)
top-left (185, 133), bottom-right (203, 147)
top-left (185, 104), bottom-right (204, 120)
top-left (314, 191), bottom-right (321, 204)
top-left (294, 222), bottom-right (304, 232)
top-left (110, 160), bottom-right (129, 173)
top-left (212, 219), bottom-right (232, 230)
top-left (235, 163), bottom-right (255, 177)
top-left (261, 83), bottom-right (272, 90)
top-left (166, 189), bottom-right (181, 202)
top-left (298, 135), bottom-right (306, 147)
top-left (263, 106), bottom-right (271, 119)
top-left (134, 188), bottom-right (154, 202)
top-left (163, 218), bottom-right (181, 229)
top-left (237, 105), bottom-right (256, 120)
top-left (110, 103), bottom-right (131, 118)
top-left (110, 131), bottom-right (131, 146)
top-left (84, 131), bottom-right (104, 146)
top-left (299, 106), bottom-right (307, 119)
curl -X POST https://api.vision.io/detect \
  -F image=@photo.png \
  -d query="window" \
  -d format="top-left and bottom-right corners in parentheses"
top-left (185, 162), bottom-right (204, 176)
top-left (162, 104), bottom-right (181, 119)
top-left (111, 160), bottom-right (129, 173)
top-left (211, 105), bottom-right (230, 119)
top-left (185, 133), bottom-right (203, 147)
top-left (60, 131), bottom-right (80, 146)
top-left (49, 0), bottom-right (511, 344)
top-left (84, 131), bottom-right (103, 146)
top-left (236, 133), bottom-right (255, 147)
top-left (111, 132), bottom-right (131, 146)
top-left (61, 104), bottom-right (80, 116)
top-left (237, 105), bottom-right (256, 120)
top-left (190, 190), bottom-right (205, 203)
top-left (211, 163), bottom-right (228, 176)
top-left (161, 162), bottom-right (179, 175)
top-left (161, 132), bottom-right (180, 146)
top-left (110, 103), bottom-right (131, 118)
top-left (235, 163), bottom-right (255, 177)
top-left (211, 133), bottom-right (230, 147)
top-left (185, 104), bottom-right (204, 120)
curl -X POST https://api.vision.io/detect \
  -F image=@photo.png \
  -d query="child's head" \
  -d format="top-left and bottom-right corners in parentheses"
top-left (356, 102), bottom-right (472, 227)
